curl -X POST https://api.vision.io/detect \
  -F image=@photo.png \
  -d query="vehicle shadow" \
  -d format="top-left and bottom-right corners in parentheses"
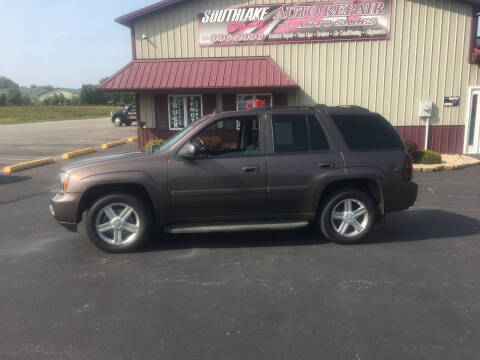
top-left (144, 210), bottom-right (480, 252)
top-left (364, 209), bottom-right (480, 244)
top-left (0, 175), bottom-right (31, 185)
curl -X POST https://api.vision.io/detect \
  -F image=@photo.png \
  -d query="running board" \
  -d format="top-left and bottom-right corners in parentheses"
top-left (164, 220), bottom-right (310, 234)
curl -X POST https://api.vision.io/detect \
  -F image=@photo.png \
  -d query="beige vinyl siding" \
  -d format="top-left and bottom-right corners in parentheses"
top-left (133, 0), bottom-right (479, 126)
top-left (140, 94), bottom-right (156, 128)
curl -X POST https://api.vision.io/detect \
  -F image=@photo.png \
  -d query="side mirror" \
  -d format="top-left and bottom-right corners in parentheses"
top-left (179, 143), bottom-right (198, 159)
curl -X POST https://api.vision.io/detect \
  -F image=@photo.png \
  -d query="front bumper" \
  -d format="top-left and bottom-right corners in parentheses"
top-left (50, 192), bottom-right (82, 232)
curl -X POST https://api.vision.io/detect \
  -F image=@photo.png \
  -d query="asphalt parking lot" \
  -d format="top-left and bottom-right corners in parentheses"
top-left (0, 151), bottom-right (479, 359)
top-left (0, 118), bottom-right (136, 169)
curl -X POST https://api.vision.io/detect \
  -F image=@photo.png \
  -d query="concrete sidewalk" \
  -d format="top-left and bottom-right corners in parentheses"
top-left (0, 118), bottom-right (137, 169)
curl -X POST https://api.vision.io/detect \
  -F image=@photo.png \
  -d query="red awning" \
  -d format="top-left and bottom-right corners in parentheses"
top-left (97, 57), bottom-right (298, 92)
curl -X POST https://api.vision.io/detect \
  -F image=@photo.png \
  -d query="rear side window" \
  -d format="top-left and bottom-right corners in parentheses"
top-left (272, 114), bottom-right (330, 153)
top-left (331, 114), bottom-right (403, 150)
top-left (308, 115), bottom-right (330, 151)
top-left (273, 115), bottom-right (308, 153)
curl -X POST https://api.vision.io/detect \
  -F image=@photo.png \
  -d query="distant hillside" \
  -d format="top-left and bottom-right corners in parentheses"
top-left (0, 87), bottom-right (80, 100)
top-left (0, 76), bottom-right (19, 89)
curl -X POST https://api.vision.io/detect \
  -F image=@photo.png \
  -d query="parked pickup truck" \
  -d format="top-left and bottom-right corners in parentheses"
top-left (50, 105), bottom-right (417, 253)
top-left (111, 104), bottom-right (136, 127)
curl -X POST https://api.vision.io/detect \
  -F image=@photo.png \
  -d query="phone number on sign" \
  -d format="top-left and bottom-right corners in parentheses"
top-left (210, 33), bottom-right (265, 43)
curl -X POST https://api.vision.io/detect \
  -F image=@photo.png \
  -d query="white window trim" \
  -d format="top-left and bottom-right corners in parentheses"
top-left (464, 86), bottom-right (480, 154)
top-left (236, 93), bottom-right (273, 110)
top-left (168, 94), bottom-right (203, 131)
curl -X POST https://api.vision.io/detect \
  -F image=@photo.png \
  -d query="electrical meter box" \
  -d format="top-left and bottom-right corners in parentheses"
top-left (419, 101), bottom-right (433, 117)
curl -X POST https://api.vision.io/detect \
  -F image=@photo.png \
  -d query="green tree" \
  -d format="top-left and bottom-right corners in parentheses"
top-left (64, 96), bottom-right (79, 106)
top-left (6, 88), bottom-right (22, 105)
top-left (0, 93), bottom-right (7, 106)
top-left (57, 93), bottom-right (66, 105)
top-left (0, 77), bottom-right (19, 89)
top-left (50, 93), bottom-right (60, 105)
top-left (21, 95), bottom-right (31, 105)
top-left (80, 84), bottom-right (105, 105)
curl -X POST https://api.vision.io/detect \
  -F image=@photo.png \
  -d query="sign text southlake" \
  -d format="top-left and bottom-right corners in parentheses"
top-left (198, 0), bottom-right (390, 46)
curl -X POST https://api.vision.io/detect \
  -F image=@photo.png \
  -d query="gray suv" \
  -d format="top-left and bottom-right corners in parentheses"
top-left (50, 105), bottom-right (417, 253)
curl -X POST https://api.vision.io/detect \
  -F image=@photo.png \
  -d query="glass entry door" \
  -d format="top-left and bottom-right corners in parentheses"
top-left (466, 88), bottom-right (480, 154)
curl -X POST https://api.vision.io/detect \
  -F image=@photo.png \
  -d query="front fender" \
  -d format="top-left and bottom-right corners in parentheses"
top-left (72, 171), bottom-right (168, 219)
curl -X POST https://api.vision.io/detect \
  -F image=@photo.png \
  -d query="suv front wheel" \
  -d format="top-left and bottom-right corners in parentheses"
top-left (85, 194), bottom-right (152, 253)
top-left (113, 117), bottom-right (123, 127)
top-left (319, 189), bottom-right (376, 244)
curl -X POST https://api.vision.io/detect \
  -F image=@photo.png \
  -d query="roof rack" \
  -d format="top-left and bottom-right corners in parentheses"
top-left (260, 105), bottom-right (320, 110)
top-left (326, 105), bottom-right (370, 113)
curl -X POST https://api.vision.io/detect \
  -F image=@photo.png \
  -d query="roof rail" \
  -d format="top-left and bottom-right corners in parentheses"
top-left (326, 105), bottom-right (370, 113)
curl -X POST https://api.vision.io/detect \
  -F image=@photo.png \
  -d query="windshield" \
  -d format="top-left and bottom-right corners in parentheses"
top-left (154, 115), bottom-right (212, 152)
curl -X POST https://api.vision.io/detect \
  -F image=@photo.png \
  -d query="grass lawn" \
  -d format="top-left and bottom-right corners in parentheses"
top-left (0, 106), bottom-right (118, 125)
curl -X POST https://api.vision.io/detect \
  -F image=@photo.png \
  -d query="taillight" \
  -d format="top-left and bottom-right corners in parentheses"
top-left (403, 155), bottom-right (413, 180)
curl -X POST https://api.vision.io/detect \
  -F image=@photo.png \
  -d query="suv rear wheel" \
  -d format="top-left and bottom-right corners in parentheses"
top-left (85, 194), bottom-right (152, 253)
top-left (318, 189), bottom-right (376, 244)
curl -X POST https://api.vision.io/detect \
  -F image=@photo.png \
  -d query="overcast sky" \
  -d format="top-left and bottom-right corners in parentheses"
top-left (0, 0), bottom-right (156, 88)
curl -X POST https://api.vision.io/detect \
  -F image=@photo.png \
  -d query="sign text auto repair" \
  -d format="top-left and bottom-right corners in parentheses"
top-left (198, 0), bottom-right (390, 46)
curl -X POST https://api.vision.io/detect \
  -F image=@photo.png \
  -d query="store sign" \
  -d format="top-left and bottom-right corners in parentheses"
top-left (444, 96), bottom-right (460, 107)
top-left (198, 0), bottom-right (390, 46)
top-left (169, 96), bottom-right (185, 130)
top-left (169, 95), bottom-right (203, 130)
top-left (187, 96), bottom-right (202, 123)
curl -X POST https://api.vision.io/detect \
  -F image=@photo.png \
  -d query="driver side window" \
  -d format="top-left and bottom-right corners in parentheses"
top-left (191, 116), bottom-right (260, 158)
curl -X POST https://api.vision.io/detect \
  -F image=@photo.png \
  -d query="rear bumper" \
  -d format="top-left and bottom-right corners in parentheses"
top-left (50, 193), bottom-right (81, 231)
top-left (384, 180), bottom-right (418, 213)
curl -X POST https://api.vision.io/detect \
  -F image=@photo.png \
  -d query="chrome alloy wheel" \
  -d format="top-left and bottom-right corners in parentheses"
top-left (95, 203), bottom-right (140, 246)
top-left (331, 199), bottom-right (369, 238)
top-left (114, 118), bottom-right (122, 127)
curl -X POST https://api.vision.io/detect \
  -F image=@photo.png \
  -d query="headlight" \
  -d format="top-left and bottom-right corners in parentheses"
top-left (57, 172), bottom-right (70, 193)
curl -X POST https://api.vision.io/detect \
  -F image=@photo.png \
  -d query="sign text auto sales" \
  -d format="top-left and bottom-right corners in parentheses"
top-left (198, 1), bottom-right (390, 46)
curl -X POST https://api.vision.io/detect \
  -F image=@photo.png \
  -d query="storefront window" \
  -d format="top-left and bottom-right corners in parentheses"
top-left (471, 9), bottom-right (480, 63)
top-left (168, 95), bottom-right (203, 130)
top-left (475, 11), bottom-right (480, 51)
top-left (236, 94), bottom-right (271, 130)
top-left (237, 94), bottom-right (272, 111)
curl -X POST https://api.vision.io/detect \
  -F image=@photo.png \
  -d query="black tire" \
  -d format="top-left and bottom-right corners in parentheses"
top-left (85, 193), bottom-right (152, 253)
top-left (318, 188), bottom-right (377, 244)
top-left (113, 117), bottom-right (123, 127)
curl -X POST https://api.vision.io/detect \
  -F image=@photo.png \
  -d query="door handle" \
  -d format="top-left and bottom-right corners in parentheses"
top-left (318, 162), bottom-right (335, 169)
top-left (243, 166), bottom-right (260, 173)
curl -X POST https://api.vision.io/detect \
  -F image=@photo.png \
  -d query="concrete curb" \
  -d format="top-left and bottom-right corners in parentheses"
top-left (2, 136), bottom-right (135, 174)
top-left (62, 147), bottom-right (96, 159)
top-left (101, 140), bottom-right (127, 149)
top-left (414, 162), bottom-right (479, 172)
top-left (3, 158), bottom-right (55, 174)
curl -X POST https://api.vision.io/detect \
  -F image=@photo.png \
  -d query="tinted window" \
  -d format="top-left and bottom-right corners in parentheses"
top-left (192, 116), bottom-right (259, 158)
top-left (331, 114), bottom-right (403, 150)
top-left (308, 115), bottom-right (330, 151)
top-left (272, 115), bottom-right (308, 153)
